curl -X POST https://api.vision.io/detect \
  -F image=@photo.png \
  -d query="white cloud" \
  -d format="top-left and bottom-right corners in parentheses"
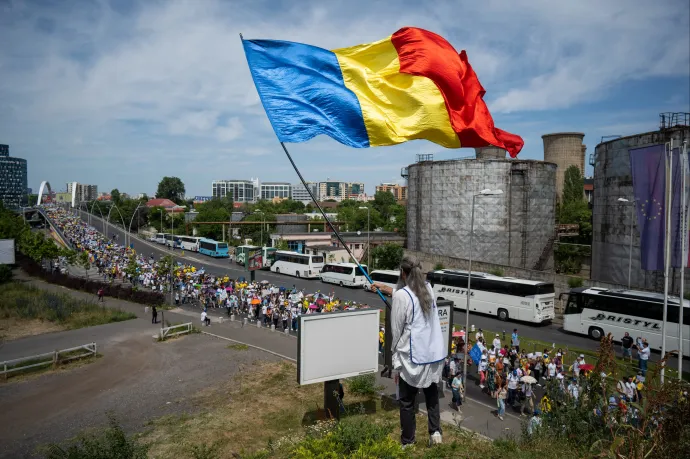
top-left (0, 0), bottom-right (687, 194)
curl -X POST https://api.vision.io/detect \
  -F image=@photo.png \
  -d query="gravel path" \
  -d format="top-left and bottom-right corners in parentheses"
top-left (0, 333), bottom-right (280, 458)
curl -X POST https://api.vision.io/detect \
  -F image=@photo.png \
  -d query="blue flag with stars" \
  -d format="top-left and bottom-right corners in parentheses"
top-left (469, 343), bottom-right (482, 365)
top-left (629, 144), bottom-right (688, 270)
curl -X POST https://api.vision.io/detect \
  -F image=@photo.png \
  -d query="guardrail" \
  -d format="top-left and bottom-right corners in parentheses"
top-left (159, 323), bottom-right (193, 341)
top-left (1, 342), bottom-right (97, 380)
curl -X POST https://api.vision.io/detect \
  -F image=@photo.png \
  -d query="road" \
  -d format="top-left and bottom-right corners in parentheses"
top-left (74, 209), bottom-right (688, 372)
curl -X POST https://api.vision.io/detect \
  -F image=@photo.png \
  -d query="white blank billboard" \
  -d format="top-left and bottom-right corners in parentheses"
top-left (298, 309), bottom-right (380, 385)
top-left (0, 239), bottom-right (15, 264)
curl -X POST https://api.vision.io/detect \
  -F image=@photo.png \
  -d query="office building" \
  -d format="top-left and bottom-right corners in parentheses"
top-left (376, 183), bottom-right (408, 201)
top-left (0, 144), bottom-right (28, 210)
top-left (66, 182), bottom-right (98, 203)
top-left (291, 182), bottom-right (318, 203)
top-left (317, 181), bottom-right (366, 201)
top-left (260, 182), bottom-right (291, 200)
top-left (212, 179), bottom-right (255, 202)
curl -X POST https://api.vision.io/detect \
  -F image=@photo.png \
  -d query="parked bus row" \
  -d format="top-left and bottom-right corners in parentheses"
top-left (151, 233), bottom-right (229, 258)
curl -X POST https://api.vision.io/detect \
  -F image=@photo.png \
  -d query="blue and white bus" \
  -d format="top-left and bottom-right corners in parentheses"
top-left (198, 238), bottom-right (229, 258)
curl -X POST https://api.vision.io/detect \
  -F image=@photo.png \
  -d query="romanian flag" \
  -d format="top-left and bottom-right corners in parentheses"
top-left (242, 27), bottom-right (523, 157)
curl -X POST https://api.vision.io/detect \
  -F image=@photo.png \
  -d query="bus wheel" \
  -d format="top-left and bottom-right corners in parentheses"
top-left (497, 309), bottom-right (509, 321)
top-left (588, 327), bottom-right (604, 341)
top-left (275, 268), bottom-right (280, 274)
top-left (340, 282), bottom-right (344, 287)
top-left (296, 272), bottom-right (300, 278)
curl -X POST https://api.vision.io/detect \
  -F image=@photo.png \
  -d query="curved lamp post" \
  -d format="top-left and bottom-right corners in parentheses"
top-left (90, 200), bottom-right (106, 235)
top-left (107, 204), bottom-right (127, 242)
top-left (127, 203), bottom-right (144, 248)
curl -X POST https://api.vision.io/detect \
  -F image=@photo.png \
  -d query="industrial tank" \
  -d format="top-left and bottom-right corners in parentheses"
top-left (474, 147), bottom-right (506, 159)
top-left (542, 132), bottom-right (586, 200)
top-left (407, 159), bottom-right (557, 270)
top-left (591, 122), bottom-right (690, 291)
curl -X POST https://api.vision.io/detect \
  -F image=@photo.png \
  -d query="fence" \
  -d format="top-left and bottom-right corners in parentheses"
top-left (159, 322), bottom-right (193, 341)
top-left (1, 342), bottom-right (97, 380)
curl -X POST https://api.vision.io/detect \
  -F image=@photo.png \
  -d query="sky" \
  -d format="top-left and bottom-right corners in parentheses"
top-left (1, 0), bottom-right (689, 197)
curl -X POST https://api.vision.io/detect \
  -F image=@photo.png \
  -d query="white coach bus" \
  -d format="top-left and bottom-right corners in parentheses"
top-left (426, 269), bottom-right (556, 323)
top-left (563, 287), bottom-right (690, 355)
top-left (270, 251), bottom-right (324, 279)
top-left (320, 263), bottom-right (368, 287)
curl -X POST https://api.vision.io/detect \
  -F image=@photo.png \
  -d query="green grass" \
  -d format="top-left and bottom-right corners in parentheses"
top-left (0, 282), bottom-right (136, 332)
top-left (227, 344), bottom-right (249, 351)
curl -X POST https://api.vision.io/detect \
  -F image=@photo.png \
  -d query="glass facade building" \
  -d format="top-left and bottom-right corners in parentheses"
top-left (0, 144), bottom-right (28, 210)
top-left (212, 180), bottom-right (255, 202)
top-left (260, 182), bottom-right (291, 200)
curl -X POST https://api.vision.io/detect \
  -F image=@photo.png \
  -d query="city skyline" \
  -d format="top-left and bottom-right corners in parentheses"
top-left (1, 0), bottom-right (688, 196)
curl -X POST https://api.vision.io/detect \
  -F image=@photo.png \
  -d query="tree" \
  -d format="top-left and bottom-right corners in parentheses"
top-left (562, 165), bottom-right (584, 205)
top-left (275, 239), bottom-right (289, 250)
top-left (148, 207), bottom-right (167, 232)
top-left (111, 188), bottom-right (122, 206)
top-left (60, 248), bottom-right (77, 266)
top-left (371, 243), bottom-right (404, 270)
top-left (156, 177), bottom-right (186, 204)
top-left (156, 255), bottom-right (175, 289)
top-left (77, 251), bottom-right (91, 278)
top-left (123, 254), bottom-right (139, 282)
top-left (372, 191), bottom-right (397, 221)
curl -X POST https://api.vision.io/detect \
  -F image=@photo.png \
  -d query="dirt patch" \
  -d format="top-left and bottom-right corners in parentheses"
top-left (0, 334), bottom-right (280, 459)
top-left (0, 317), bottom-right (65, 341)
top-left (139, 360), bottom-right (367, 458)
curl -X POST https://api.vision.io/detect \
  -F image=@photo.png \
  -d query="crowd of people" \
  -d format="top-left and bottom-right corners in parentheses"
top-left (443, 325), bottom-right (649, 425)
top-left (44, 205), bottom-right (375, 333)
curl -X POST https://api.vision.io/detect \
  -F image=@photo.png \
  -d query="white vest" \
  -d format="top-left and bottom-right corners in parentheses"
top-left (401, 285), bottom-right (445, 365)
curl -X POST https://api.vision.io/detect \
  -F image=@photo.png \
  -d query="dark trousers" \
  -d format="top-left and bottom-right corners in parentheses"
top-left (398, 377), bottom-right (441, 445)
top-left (152, 312), bottom-right (157, 324)
top-left (508, 388), bottom-right (517, 406)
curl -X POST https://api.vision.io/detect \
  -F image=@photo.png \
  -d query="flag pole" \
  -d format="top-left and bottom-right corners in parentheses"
top-left (277, 141), bottom-right (395, 376)
top-left (680, 140), bottom-right (688, 379)
top-left (662, 140), bottom-right (673, 383)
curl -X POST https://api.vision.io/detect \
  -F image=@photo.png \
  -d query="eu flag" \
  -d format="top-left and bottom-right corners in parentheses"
top-left (630, 145), bottom-right (689, 270)
top-left (469, 343), bottom-right (482, 365)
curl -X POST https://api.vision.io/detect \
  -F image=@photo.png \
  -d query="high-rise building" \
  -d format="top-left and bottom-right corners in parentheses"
top-left (260, 182), bottom-right (291, 200)
top-left (0, 144), bottom-right (28, 210)
top-left (375, 183), bottom-right (408, 201)
top-left (66, 182), bottom-right (98, 203)
top-left (317, 181), bottom-right (366, 201)
top-left (212, 179), bottom-right (255, 202)
top-left (292, 182), bottom-right (318, 203)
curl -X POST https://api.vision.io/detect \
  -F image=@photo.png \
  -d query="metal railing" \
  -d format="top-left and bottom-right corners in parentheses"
top-left (1, 342), bottom-right (97, 380)
top-left (159, 322), bottom-right (193, 341)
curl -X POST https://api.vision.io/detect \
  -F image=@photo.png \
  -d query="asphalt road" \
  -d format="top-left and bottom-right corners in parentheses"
top-left (72, 209), bottom-right (687, 372)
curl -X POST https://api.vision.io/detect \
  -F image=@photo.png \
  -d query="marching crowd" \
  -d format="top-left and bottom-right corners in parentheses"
top-left (44, 205), bottom-right (374, 332)
top-left (444, 326), bottom-right (651, 427)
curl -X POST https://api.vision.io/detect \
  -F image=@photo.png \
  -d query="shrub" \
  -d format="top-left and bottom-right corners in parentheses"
top-left (433, 262), bottom-right (445, 270)
top-left (346, 374), bottom-right (382, 397)
top-left (567, 277), bottom-right (584, 288)
top-left (0, 264), bottom-right (13, 284)
top-left (46, 414), bottom-right (148, 459)
top-left (488, 268), bottom-right (505, 277)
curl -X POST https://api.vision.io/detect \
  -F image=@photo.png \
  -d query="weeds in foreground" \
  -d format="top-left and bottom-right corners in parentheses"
top-left (346, 373), bottom-right (383, 397)
top-left (45, 414), bottom-right (148, 459)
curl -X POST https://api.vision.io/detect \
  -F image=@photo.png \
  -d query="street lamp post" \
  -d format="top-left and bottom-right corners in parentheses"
top-left (462, 189), bottom-right (503, 387)
top-left (127, 203), bottom-right (143, 249)
top-left (358, 206), bottom-right (371, 269)
top-left (107, 205), bottom-right (127, 243)
top-left (617, 198), bottom-right (636, 289)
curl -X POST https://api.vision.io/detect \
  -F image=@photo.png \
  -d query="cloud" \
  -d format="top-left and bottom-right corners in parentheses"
top-left (0, 0), bottom-right (687, 195)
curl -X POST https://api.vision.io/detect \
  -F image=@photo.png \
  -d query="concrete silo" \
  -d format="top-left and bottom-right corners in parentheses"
top-left (406, 158), bottom-right (557, 270)
top-left (591, 115), bottom-right (690, 291)
top-left (542, 132), bottom-right (586, 200)
top-left (474, 147), bottom-right (506, 159)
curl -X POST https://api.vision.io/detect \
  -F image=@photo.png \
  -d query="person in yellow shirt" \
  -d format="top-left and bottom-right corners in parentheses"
top-left (379, 327), bottom-right (384, 354)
